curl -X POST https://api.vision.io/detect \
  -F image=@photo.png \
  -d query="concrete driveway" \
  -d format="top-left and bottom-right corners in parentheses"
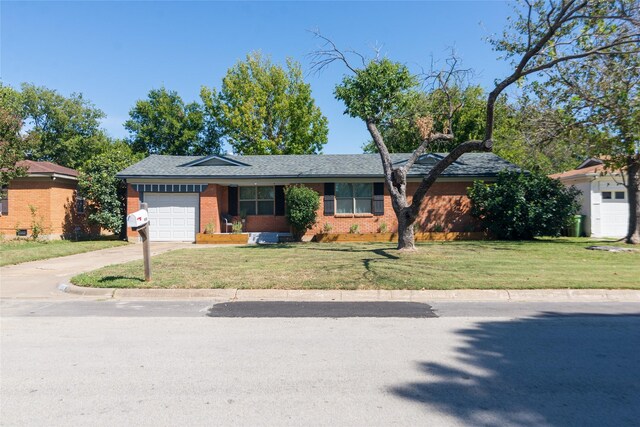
top-left (0, 243), bottom-right (197, 299)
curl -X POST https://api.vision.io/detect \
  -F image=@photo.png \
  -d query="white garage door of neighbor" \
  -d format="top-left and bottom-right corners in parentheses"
top-left (144, 193), bottom-right (199, 242)
top-left (600, 198), bottom-right (629, 237)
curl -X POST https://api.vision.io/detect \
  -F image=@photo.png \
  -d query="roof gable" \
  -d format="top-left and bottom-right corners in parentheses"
top-left (182, 155), bottom-right (249, 167)
top-left (577, 158), bottom-right (604, 169)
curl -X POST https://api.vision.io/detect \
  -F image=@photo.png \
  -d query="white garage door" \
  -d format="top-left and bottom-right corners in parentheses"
top-left (144, 193), bottom-right (199, 242)
top-left (600, 195), bottom-right (629, 238)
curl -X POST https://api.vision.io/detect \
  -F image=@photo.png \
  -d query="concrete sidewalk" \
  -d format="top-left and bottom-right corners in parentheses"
top-left (0, 243), bottom-right (205, 299)
top-left (61, 284), bottom-right (640, 302)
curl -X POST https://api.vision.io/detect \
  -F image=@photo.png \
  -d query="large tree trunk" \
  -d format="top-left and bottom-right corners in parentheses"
top-left (396, 209), bottom-right (416, 251)
top-left (626, 157), bottom-right (640, 245)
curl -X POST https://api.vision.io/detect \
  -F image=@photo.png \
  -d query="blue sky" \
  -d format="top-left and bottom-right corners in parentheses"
top-left (1, 1), bottom-right (514, 154)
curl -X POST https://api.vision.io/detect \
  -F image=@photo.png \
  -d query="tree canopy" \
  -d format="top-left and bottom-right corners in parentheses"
top-left (0, 107), bottom-right (32, 188)
top-left (78, 141), bottom-right (143, 234)
top-left (125, 87), bottom-right (221, 156)
top-left (4, 83), bottom-right (108, 169)
top-left (201, 52), bottom-right (329, 155)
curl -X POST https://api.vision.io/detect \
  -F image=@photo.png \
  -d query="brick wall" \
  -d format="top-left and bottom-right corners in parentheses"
top-left (199, 184), bottom-right (220, 233)
top-left (302, 181), bottom-right (478, 237)
top-left (122, 180), bottom-right (478, 239)
top-left (409, 181), bottom-right (478, 232)
top-left (0, 178), bottom-right (95, 239)
top-left (126, 185), bottom-right (140, 239)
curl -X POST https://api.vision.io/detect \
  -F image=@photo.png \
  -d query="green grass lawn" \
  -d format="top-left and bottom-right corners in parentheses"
top-left (0, 239), bottom-right (128, 267)
top-left (71, 238), bottom-right (639, 290)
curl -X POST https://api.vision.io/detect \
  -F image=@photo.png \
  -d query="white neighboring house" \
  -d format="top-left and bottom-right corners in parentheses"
top-left (551, 158), bottom-right (629, 238)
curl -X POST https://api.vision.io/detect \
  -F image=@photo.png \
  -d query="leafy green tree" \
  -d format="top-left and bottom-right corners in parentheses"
top-left (492, 95), bottom-right (591, 175)
top-left (201, 52), bottom-right (328, 155)
top-left (315, 0), bottom-right (638, 251)
top-left (19, 83), bottom-right (108, 169)
top-left (284, 185), bottom-right (320, 241)
top-left (125, 87), bottom-right (220, 156)
top-left (78, 142), bottom-right (143, 235)
top-left (362, 85), bottom-right (512, 154)
top-left (538, 48), bottom-right (640, 243)
top-left (0, 83), bottom-right (23, 117)
top-left (0, 108), bottom-right (33, 188)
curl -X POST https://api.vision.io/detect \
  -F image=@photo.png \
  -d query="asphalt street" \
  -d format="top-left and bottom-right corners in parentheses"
top-left (2, 300), bottom-right (639, 426)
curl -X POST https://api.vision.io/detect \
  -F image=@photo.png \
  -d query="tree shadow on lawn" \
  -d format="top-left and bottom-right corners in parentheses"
top-left (389, 312), bottom-right (640, 426)
top-left (236, 243), bottom-right (400, 260)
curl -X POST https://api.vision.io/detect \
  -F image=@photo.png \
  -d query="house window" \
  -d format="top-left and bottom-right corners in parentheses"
top-left (76, 196), bottom-right (85, 214)
top-left (615, 191), bottom-right (625, 200)
top-left (239, 186), bottom-right (274, 216)
top-left (336, 183), bottom-right (372, 214)
top-left (0, 186), bottom-right (8, 216)
top-left (602, 191), bottom-right (612, 200)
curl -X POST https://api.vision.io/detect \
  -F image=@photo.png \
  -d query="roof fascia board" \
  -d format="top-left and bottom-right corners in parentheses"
top-left (20, 173), bottom-right (78, 181)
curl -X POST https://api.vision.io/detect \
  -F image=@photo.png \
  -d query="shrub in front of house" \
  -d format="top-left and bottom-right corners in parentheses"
top-left (284, 185), bottom-right (320, 241)
top-left (468, 171), bottom-right (581, 240)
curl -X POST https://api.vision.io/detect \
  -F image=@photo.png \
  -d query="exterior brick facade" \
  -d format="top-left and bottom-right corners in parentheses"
top-left (0, 177), bottom-right (95, 239)
top-left (126, 180), bottom-right (478, 241)
top-left (126, 185), bottom-right (141, 239)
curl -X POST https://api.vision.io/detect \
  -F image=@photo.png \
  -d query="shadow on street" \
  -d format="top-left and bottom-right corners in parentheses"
top-left (389, 312), bottom-right (640, 426)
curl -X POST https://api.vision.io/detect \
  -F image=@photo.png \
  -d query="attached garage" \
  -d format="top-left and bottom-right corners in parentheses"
top-left (143, 193), bottom-right (199, 242)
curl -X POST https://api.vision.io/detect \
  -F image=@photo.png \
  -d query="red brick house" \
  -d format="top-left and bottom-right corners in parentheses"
top-left (0, 161), bottom-right (93, 239)
top-left (117, 153), bottom-right (519, 242)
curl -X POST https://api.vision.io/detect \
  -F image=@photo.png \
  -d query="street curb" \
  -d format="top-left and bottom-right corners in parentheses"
top-left (59, 283), bottom-right (115, 298)
top-left (60, 283), bottom-right (640, 302)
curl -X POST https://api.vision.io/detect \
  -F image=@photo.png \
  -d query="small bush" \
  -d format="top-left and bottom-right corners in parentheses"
top-left (349, 224), bottom-right (360, 234)
top-left (231, 221), bottom-right (243, 234)
top-left (29, 205), bottom-right (45, 241)
top-left (323, 223), bottom-right (333, 233)
top-left (431, 223), bottom-right (444, 232)
top-left (204, 221), bottom-right (216, 234)
top-left (378, 222), bottom-right (388, 233)
top-left (468, 171), bottom-right (581, 240)
top-left (284, 185), bottom-right (320, 241)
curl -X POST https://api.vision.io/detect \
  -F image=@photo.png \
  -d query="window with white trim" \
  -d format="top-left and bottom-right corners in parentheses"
top-left (615, 191), bottom-right (625, 200)
top-left (239, 186), bottom-right (274, 215)
top-left (336, 183), bottom-right (372, 214)
top-left (602, 191), bottom-right (612, 200)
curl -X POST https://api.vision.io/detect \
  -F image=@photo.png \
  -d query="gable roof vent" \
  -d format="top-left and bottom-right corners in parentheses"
top-left (182, 155), bottom-right (249, 167)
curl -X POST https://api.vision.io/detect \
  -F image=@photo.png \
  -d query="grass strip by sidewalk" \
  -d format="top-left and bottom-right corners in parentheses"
top-left (71, 238), bottom-right (639, 290)
top-left (0, 239), bottom-right (128, 266)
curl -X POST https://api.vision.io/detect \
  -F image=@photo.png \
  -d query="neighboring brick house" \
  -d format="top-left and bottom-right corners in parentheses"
top-left (0, 161), bottom-right (94, 239)
top-left (117, 153), bottom-right (519, 242)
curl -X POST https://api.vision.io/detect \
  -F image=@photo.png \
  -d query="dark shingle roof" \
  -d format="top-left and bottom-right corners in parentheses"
top-left (117, 153), bottom-right (520, 180)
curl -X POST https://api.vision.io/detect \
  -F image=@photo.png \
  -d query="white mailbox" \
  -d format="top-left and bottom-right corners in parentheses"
top-left (127, 209), bottom-right (149, 228)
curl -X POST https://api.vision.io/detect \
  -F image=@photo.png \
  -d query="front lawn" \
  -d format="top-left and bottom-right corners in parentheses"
top-left (0, 239), bottom-right (128, 267)
top-left (71, 238), bottom-right (639, 290)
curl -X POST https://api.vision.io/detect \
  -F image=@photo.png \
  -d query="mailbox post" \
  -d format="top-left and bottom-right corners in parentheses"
top-left (127, 203), bottom-right (151, 282)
